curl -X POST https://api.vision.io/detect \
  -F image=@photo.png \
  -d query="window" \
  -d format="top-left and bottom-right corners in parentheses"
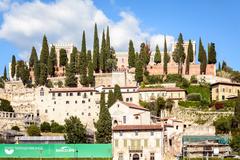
top-left (123, 116), bottom-right (126, 124)
top-left (40, 88), bottom-right (44, 96)
top-left (66, 113), bottom-right (69, 116)
top-left (222, 95), bottom-right (225, 100)
top-left (130, 97), bottom-right (133, 102)
top-left (216, 88), bottom-right (219, 93)
top-left (124, 139), bottom-right (127, 147)
top-left (70, 93), bottom-right (73, 96)
top-left (66, 101), bottom-right (69, 104)
top-left (156, 139), bottom-right (160, 147)
top-left (90, 92), bottom-right (93, 95)
top-left (118, 153), bottom-right (123, 160)
top-left (66, 93), bottom-right (69, 96)
top-left (223, 88), bottom-right (225, 92)
top-left (151, 131), bottom-right (154, 136)
top-left (169, 139), bottom-right (172, 146)
top-left (229, 89), bottom-right (231, 93)
top-left (144, 139), bottom-right (148, 147)
top-left (75, 100), bottom-right (77, 104)
top-left (135, 131), bottom-right (138, 136)
top-left (54, 101), bottom-right (56, 104)
top-left (58, 93), bottom-right (62, 97)
top-left (41, 99), bottom-right (43, 102)
top-left (150, 153), bottom-right (155, 160)
top-left (45, 109), bottom-right (48, 113)
top-left (83, 93), bottom-right (87, 98)
top-left (52, 93), bottom-right (55, 97)
top-left (120, 131), bottom-right (123, 136)
top-left (126, 98), bottom-right (129, 102)
top-left (88, 113), bottom-right (91, 116)
top-left (115, 140), bottom-right (118, 147)
top-left (82, 112), bottom-right (84, 115)
top-left (82, 100), bottom-right (85, 104)
top-left (53, 108), bottom-right (55, 111)
top-left (77, 92), bottom-right (81, 96)
top-left (176, 125), bottom-right (179, 130)
top-left (88, 99), bottom-right (91, 102)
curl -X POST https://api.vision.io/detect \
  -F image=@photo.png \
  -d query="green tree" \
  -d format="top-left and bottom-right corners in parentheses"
top-left (163, 37), bottom-right (170, 74)
top-left (128, 40), bottom-right (135, 68)
top-left (154, 45), bottom-right (161, 64)
top-left (218, 62), bottom-right (221, 71)
top-left (40, 35), bottom-right (49, 65)
top-left (214, 116), bottom-right (232, 134)
top-left (0, 98), bottom-right (13, 112)
top-left (208, 42), bottom-right (217, 64)
top-left (48, 46), bottom-right (57, 77)
top-left (135, 59), bottom-right (143, 83)
top-left (114, 84), bottom-right (123, 101)
top-left (100, 30), bottom-right (106, 72)
top-left (222, 61), bottom-right (227, 71)
top-left (185, 40), bottom-right (194, 75)
top-left (59, 48), bottom-right (68, 67)
top-left (39, 63), bottom-right (48, 86)
top-left (106, 47), bottom-right (117, 72)
top-left (93, 23), bottom-right (100, 73)
top-left (156, 97), bottom-right (166, 117)
top-left (3, 66), bottom-right (7, 81)
top-left (50, 121), bottom-right (64, 133)
top-left (27, 125), bottom-right (41, 136)
top-left (34, 59), bottom-right (40, 85)
top-left (107, 90), bottom-right (115, 107)
top-left (87, 50), bottom-right (92, 63)
top-left (29, 47), bottom-right (38, 68)
top-left (88, 61), bottom-right (94, 87)
top-left (65, 63), bottom-right (78, 87)
top-left (80, 31), bottom-right (88, 86)
top-left (95, 92), bottom-right (112, 143)
top-left (40, 122), bottom-right (51, 132)
top-left (198, 38), bottom-right (207, 74)
top-left (172, 33), bottom-right (185, 74)
top-left (106, 26), bottom-right (111, 63)
top-left (0, 78), bottom-right (4, 88)
top-left (16, 61), bottom-right (30, 85)
top-left (70, 47), bottom-right (78, 74)
top-left (139, 43), bottom-right (150, 67)
top-left (11, 126), bottom-right (20, 131)
top-left (11, 55), bottom-right (16, 78)
top-left (230, 135), bottom-right (240, 155)
top-left (64, 116), bottom-right (87, 144)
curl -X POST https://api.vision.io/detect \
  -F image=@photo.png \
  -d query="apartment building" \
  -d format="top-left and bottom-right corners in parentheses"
top-left (211, 82), bottom-right (240, 101)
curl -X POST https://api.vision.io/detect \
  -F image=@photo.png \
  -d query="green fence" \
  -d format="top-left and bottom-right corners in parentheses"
top-left (0, 144), bottom-right (112, 158)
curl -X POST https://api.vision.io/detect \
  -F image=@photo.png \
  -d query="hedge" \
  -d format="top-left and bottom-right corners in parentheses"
top-left (187, 93), bottom-right (202, 101)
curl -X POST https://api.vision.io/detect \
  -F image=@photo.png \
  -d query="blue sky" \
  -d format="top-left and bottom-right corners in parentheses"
top-left (0, 0), bottom-right (239, 75)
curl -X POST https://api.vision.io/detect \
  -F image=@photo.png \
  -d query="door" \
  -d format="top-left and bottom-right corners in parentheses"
top-left (133, 154), bottom-right (139, 160)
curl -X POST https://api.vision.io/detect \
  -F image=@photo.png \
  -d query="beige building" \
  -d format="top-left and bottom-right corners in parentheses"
top-left (138, 87), bottom-right (186, 102)
top-left (211, 82), bottom-right (240, 101)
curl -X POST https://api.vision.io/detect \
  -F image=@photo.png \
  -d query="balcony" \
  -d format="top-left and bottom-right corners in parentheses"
top-left (129, 146), bottom-right (143, 152)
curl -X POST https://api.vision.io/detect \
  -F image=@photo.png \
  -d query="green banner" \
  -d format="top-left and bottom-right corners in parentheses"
top-left (0, 144), bottom-right (112, 158)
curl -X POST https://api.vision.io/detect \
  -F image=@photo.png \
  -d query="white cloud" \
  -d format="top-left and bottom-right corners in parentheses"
top-left (0, 0), bottom-right (10, 11)
top-left (0, 0), bottom-right (175, 59)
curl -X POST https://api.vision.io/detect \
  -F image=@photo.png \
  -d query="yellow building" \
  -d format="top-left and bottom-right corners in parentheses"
top-left (211, 82), bottom-right (240, 101)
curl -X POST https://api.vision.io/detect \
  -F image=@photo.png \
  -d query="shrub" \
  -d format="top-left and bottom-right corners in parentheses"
top-left (40, 122), bottom-right (51, 132)
top-left (0, 98), bottom-right (14, 112)
top-left (46, 80), bottom-right (53, 88)
top-left (27, 125), bottom-right (41, 136)
top-left (190, 75), bottom-right (198, 83)
top-left (51, 121), bottom-right (64, 133)
top-left (57, 80), bottom-right (63, 88)
top-left (178, 100), bottom-right (201, 108)
top-left (187, 93), bottom-right (202, 101)
top-left (145, 75), bottom-right (163, 84)
top-left (213, 116), bottom-right (232, 134)
top-left (187, 85), bottom-right (210, 103)
top-left (11, 126), bottom-right (20, 131)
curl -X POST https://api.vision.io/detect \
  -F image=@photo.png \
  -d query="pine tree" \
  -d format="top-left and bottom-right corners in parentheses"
top-left (29, 47), bottom-right (38, 68)
top-left (11, 55), bottom-right (16, 79)
top-left (163, 37), bottom-right (170, 74)
top-left (59, 49), bottom-right (68, 67)
top-left (135, 59), bottom-right (143, 83)
top-left (154, 45), bottom-right (161, 64)
top-left (208, 42), bottom-right (217, 64)
top-left (88, 61), bottom-right (94, 87)
top-left (39, 63), bottom-right (48, 86)
top-left (65, 63), bottom-right (77, 87)
top-left (95, 92), bottom-right (112, 143)
top-left (3, 66), bottom-right (7, 81)
top-left (128, 40), bottom-right (135, 68)
top-left (40, 35), bottom-right (49, 65)
top-left (100, 30), bottom-right (106, 72)
top-left (185, 40), bottom-right (194, 75)
top-left (107, 90), bottom-right (115, 107)
top-left (172, 33), bottom-right (185, 74)
top-left (93, 23), bottom-right (100, 73)
top-left (114, 84), bottom-right (123, 101)
top-left (80, 31), bottom-right (88, 86)
top-left (48, 46), bottom-right (57, 77)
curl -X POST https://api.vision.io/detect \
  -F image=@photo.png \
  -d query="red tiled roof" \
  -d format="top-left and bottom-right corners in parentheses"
top-left (138, 87), bottom-right (186, 92)
top-left (112, 125), bottom-right (163, 131)
top-left (49, 87), bottom-right (95, 93)
top-left (211, 81), bottom-right (240, 87)
top-left (120, 101), bottom-right (149, 111)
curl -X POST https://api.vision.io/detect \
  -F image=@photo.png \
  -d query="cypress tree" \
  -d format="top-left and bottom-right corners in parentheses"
top-left (95, 92), bottom-right (112, 143)
top-left (198, 38), bottom-right (204, 63)
top-left (21, 64), bottom-right (30, 85)
top-left (154, 45), bottom-right (161, 64)
top-left (186, 40), bottom-right (194, 75)
top-left (11, 55), bottom-right (16, 79)
top-left (80, 31), bottom-right (88, 86)
top-left (128, 40), bottom-right (135, 68)
top-left (139, 43), bottom-right (151, 67)
top-left (88, 61), bottom-right (94, 87)
top-left (218, 62), bottom-right (221, 71)
top-left (172, 33), bottom-right (185, 74)
top-left (16, 60), bottom-right (24, 79)
top-left (3, 66), bottom-right (7, 81)
top-left (65, 63), bottom-right (77, 87)
top-left (48, 46), bottom-right (57, 77)
top-left (106, 47), bottom-right (117, 72)
top-left (100, 30), bottom-right (106, 72)
top-left (163, 37), bottom-right (170, 74)
top-left (34, 60), bottom-right (40, 85)
top-left (93, 23), bottom-right (100, 73)
top-left (59, 49), bottom-right (68, 67)
top-left (39, 63), bottom-right (48, 86)
top-left (208, 42), bottom-right (217, 64)
top-left (114, 84), bottom-right (123, 101)
top-left (135, 59), bottom-right (143, 83)
top-left (70, 47), bottom-right (78, 74)
top-left (87, 50), bottom-right (92, 63)
top-left (198, 38), bottom-right (207, 74)
top-left (107, 90), bottom-right (115, 107)
top-left (40, 35), bottom-right (49, 65)
top-left (222, 61), bottom-right (227, 71)
top-left (29, 47), bottom-right (37, 68)
top-left (106, 26), bottom-right (111, 62)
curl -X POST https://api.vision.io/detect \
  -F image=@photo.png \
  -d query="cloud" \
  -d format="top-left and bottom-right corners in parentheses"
top-left (0, 0), bottom-right (174, 59)
top-left (0, 0), bottom-right (10, 11)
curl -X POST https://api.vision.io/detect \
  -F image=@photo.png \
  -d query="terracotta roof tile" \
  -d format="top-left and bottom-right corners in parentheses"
top-left (138, 87), bottom-right (186, 92)
top-left (119, 101), bottom-right (149, 111)
top-left (112, 125), bottom-right (163, 131)
top-left (49, 87), bottom-right (95, 93)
